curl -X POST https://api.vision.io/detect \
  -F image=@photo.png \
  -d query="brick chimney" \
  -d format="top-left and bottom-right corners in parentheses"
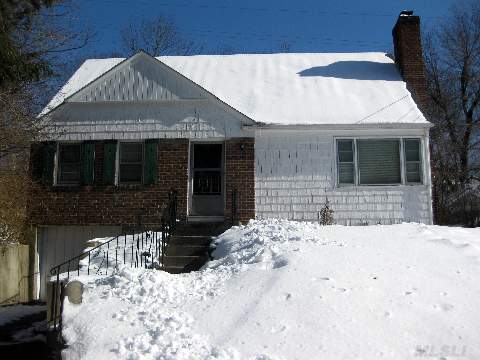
top-left (392, 10), bottom-right (428, 112)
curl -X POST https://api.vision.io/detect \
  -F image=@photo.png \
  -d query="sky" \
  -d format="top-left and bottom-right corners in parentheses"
top-left (71, 0), bottom-right (460, 58)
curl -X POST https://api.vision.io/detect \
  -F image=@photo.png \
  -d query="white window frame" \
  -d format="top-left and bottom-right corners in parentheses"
top-left (54, 141), bottom-right (82, 186)
top-left (118, 141), bottom-right (145, 185)
top-left (335, 136), bottom-right (425, 187)
top-left (403, 138), bottom-right (424, 185)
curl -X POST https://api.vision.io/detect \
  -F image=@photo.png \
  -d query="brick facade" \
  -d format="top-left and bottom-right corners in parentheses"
top-left (28, 137), bottom-right (256, 226)
top-left (392, 13), bottom-right (428, 112)
top-left (225, 138), bottom-right (255, 223)
top-left (28, 139), bottom-right (189, 227)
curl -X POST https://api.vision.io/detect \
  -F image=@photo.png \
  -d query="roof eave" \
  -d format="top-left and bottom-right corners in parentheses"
top-left (243, 122), bottom-right (434, 130)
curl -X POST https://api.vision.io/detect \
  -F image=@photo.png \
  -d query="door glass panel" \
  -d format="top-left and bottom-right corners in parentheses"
top-left (193, 170), bottom-right (221, 194)
top-left (194, 144), bottom-right (222, 168)
top-left (192, 144), bottom-right (223, 196)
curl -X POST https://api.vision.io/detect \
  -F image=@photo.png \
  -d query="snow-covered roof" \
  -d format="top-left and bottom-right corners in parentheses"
top-left (43, 52), bottom-right (430, 126)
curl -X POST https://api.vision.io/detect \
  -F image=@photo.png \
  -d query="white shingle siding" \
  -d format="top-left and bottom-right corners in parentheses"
top-left (47, 101), bottom-right (252, 140)
top-left (255, 131), bottom-right (433, 224)
top-left (70, 56), bottom-right (205, 102)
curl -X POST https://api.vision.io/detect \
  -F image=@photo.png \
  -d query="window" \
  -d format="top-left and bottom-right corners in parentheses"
top-left (57, 143), bottom-right (81, 184)
top-left (336, 138), bottom-right (423, 186)
top-left (404, 139), bottom-right (422, 183)
top-left (337, 140), bottom-right (355, 184)
top-left (119, 142), bottom-right (143, 184)
top-left (357, 139), bottom-right (401, 185)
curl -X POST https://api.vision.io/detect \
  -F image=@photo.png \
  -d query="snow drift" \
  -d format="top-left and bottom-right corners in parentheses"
top-left (62, 220), bottom-right (480, 360)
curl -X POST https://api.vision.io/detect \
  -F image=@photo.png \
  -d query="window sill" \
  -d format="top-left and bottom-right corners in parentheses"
top-left (54, 183), bottom-right (81, 188)
top-left (117, 183), bottom-right (145, 189)
top-left (335, 183), bottom-right (427, 190)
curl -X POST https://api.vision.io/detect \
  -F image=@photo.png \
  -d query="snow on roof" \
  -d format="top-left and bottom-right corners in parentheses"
top-left (43, 52), bottom-right (429, 126)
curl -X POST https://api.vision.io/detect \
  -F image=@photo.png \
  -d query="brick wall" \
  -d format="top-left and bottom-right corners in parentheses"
top-left (392, 14), bottom-right (428, 112)
top-left (28, 139), bottom-right (189, 227)
top-left (225, 138), bottom-right (255, 223)
top-left (255, 132), bottom-right (432, 225)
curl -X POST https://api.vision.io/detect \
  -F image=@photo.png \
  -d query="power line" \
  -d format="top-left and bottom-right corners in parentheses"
top-left (356, 95), bottom-right (410, 124)
top-left (86, 0), bottom-right (443, 20)
top-left (181, 28), bottom-right (391, 46)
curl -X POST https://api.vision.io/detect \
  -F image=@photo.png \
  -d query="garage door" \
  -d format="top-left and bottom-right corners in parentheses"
top-left (37, 226), bottom-right (121, 300)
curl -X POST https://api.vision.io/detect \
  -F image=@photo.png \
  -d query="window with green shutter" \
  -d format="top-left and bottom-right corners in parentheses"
top-left (143, 139), bottom-right (158, 185)
top-left (57, 143), bottom-right (81, 185)
top-left (119, 142), bottom-right (143, 184)
top-left (103, 141), bottom-right (117, 185)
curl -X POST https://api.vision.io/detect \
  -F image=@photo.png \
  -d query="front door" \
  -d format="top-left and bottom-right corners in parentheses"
top-left (190, 143), bottom-right (224, 216)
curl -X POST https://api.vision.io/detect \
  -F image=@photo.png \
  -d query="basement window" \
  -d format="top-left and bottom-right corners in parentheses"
top-left (119, 142), bottom-right (143, 184)
top-left (336, 138), bottom-right (423, 186)
top-left (57, 143), bottom-right (81, 185)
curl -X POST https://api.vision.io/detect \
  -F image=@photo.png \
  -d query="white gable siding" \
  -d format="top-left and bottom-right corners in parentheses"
top-left (69, 55), bottom-right (205, 103)
top-left (47, 101), bottom-right (252, 140)
top-left (255, 130), bottom-right (433, 224)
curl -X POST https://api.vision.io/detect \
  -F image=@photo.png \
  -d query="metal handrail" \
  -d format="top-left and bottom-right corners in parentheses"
top-left (48, 189), bottom-right (178, 330)
top-left (231, 188), bottom-right (238, 225)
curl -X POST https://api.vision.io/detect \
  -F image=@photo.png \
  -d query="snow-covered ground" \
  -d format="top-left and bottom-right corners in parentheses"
top-left (62, 220), bottom-right (480, 360)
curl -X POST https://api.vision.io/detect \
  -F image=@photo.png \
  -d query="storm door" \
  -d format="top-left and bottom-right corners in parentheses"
top-left (189, 143), bottom-right (224, 216)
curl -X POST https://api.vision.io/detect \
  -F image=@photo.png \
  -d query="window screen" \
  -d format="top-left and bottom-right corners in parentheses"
top-left (57, 144), bottom-right (81, 184)
top-left (337, 140), bottom-right (355, 184)
top-left (357, 139), bottom-right (401, 185)
top-left (120, 142), bottom-right (143, 183)
top-left (404, 139), bottom-right (422, 183)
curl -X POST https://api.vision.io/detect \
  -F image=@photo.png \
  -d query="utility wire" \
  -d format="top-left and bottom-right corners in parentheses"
top-left (356, 94), bottom-right (410, 124)
top-left (86, 0), bottom-right (443, 20)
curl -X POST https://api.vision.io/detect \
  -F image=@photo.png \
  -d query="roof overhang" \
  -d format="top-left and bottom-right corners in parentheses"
top-left (243, 122), bottom-right (433, 131)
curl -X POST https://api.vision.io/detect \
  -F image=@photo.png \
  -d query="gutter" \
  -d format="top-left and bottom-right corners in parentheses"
top-left (242, 122), bottom-right (434, 131)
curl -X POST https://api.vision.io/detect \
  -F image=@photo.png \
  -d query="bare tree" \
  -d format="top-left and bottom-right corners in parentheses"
top-left (424, 1), bottom-right (480, 223)
top-left (0, 1), bottom-right (91, 244)
top-left (277, 40), bottom-right (293, 53)
top-left (120, 15), bottom-right (199, 56)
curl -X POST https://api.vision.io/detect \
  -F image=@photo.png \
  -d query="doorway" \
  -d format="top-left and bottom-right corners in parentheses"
top-left (189, 143), bottom-right (224, 217)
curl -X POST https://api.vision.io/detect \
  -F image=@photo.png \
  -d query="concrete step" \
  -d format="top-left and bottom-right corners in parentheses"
top-left (164, 244), bottom-right (208, 256)
top-left (174, 222), bottom-right (229, 236)
top-left (169, 235), bottom-right (213, 246)
top-left (162, 254), bottom-right (208, 268)
top-left (160, 265), bottom-right (185, 274)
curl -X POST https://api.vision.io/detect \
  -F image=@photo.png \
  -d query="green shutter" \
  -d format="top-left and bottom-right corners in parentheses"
top-left (42, 142), bottom-right (56, 185)
top-left (357, 139), bottom-right (401, 185)
top-left (103, 141), bottom-right (117, 185)
top-left (143, 139), bottom-right (158, 185)
top-left (81, 142), bottom-right (95, 185)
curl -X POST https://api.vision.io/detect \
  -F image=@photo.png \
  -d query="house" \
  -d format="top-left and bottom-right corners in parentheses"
top-left (29, 11), bottom-right (433, 299)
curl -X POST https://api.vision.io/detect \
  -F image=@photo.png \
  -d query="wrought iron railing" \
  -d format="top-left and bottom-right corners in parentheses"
top-left (48, 190), bottom-right (177, 330)
top-left (231, 188), bottom-right (238, 225)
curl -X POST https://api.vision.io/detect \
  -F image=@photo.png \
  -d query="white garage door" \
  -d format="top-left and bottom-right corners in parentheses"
top-left (37, 226), bottom-right (121, 300)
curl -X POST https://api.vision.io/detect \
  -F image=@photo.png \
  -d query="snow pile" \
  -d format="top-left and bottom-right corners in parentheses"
top-left (62, 220), bottom-right (480, 360)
